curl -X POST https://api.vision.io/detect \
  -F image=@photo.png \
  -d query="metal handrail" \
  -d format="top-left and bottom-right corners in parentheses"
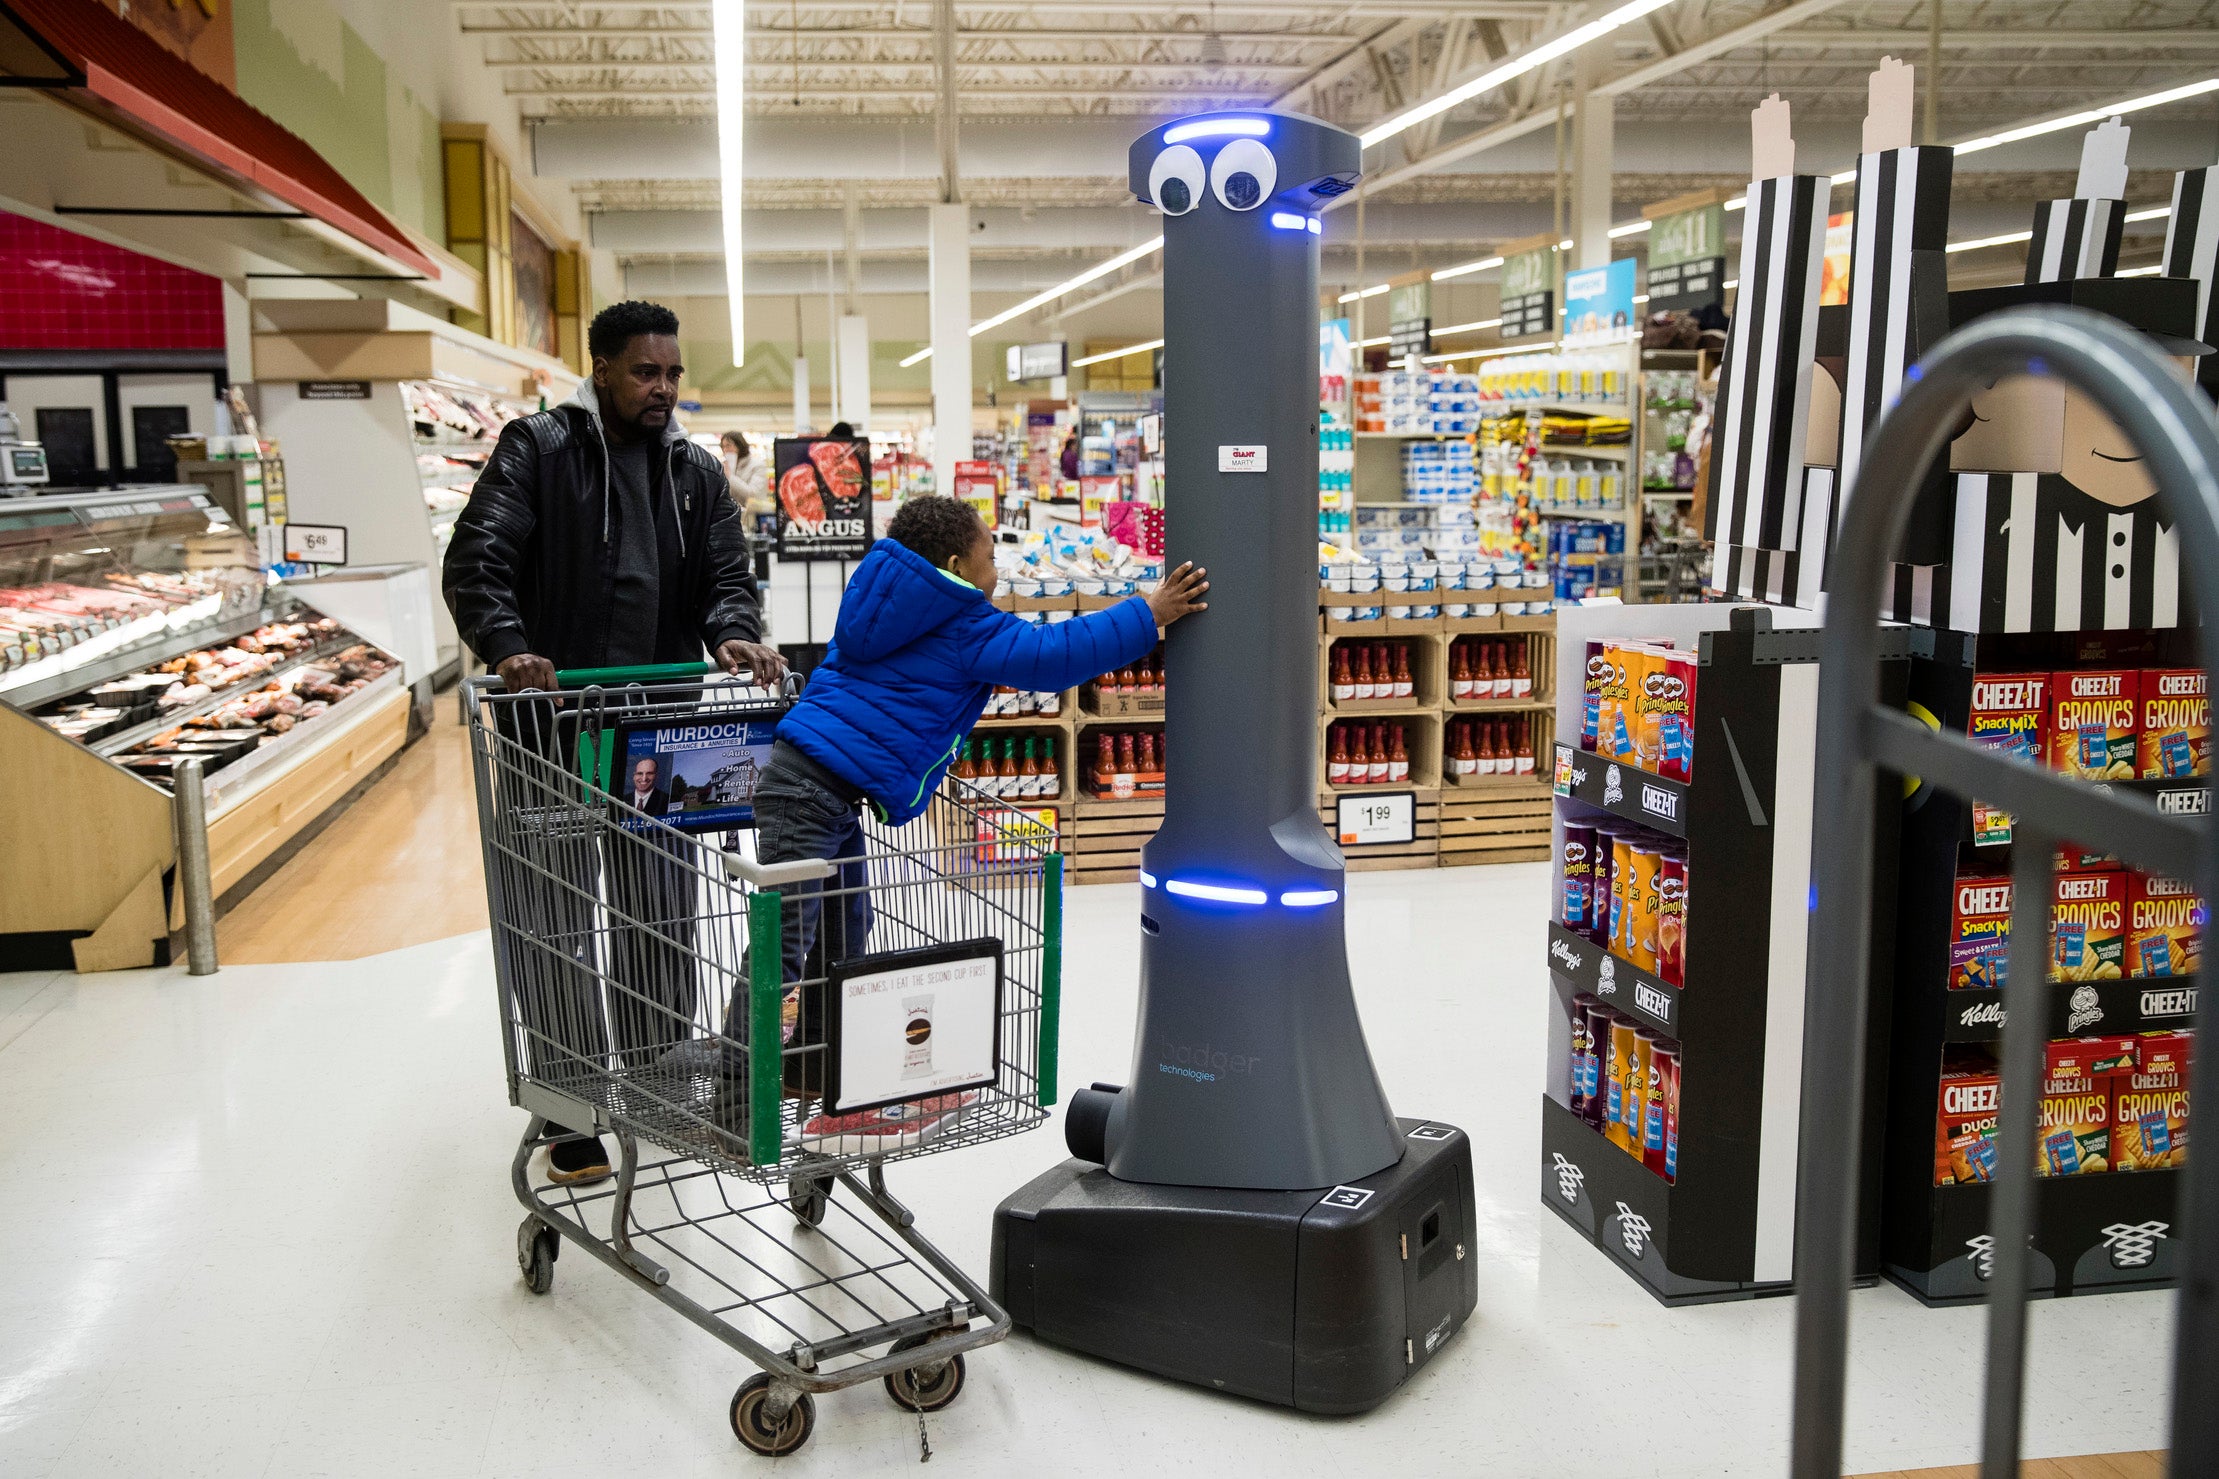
top-left (1792, 306), bottom-right (2219, 1479)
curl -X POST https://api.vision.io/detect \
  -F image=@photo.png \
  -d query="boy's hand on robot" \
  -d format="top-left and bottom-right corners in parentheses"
top-left (1147, 562), bottom-right (1210, 628)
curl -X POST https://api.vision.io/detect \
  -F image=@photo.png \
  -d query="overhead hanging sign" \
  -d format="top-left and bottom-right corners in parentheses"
top-left (1005, 341), bottom-right (1068, 383)
top-left (1643, 188), bottom-right (1731, 315)
top-left (1386, 275), bottom-right (1432, 368)
top-left (1499, 236), bottom-right (1558, 341)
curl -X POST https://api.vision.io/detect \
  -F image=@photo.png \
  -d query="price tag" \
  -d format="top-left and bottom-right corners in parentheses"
top-left (282, 522), bottom-right (348, 565)
top-left (1552, 743), bottom-right (1576, 797)
top-left (1337, 790), bottom-right (1414, 846)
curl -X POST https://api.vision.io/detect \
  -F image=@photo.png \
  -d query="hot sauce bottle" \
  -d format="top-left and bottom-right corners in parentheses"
top-left (1332, 646), bottom-right (1355, 703)
top-left (1511, 640), bottom-right (1532, 699)
top-left (1451, 642), bottom-right (1474, 701)
top-left (1353, 644), bottom-right (1375, 701)
top-left (1388, 724), bottom-right (1410, 783)
top-left (1392, 643), bottom-right (1414, 700)
top-left (1329, 724), bottom-right (1351, 784)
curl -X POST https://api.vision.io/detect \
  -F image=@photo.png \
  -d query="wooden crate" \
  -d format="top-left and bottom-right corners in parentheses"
top-left (1437, 786), bottom-right (1555, 867)
top-left (1322, 630), bottom-right (1443, 713)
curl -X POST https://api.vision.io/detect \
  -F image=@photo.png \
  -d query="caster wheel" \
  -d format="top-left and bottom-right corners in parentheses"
top-left (884, 1333), bottom-right (967, 1413)
top-left (730, 1374), bottom-right (815, 1456)
top-left (516, 1217), bottom-right (558, 1295)
top-left (789, 1175), bottom-right (831, 1229)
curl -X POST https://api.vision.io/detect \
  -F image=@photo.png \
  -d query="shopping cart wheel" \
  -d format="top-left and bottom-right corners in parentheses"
top-left (788, 1162), bottom-right (834, 1228)
top-left (517, 1217), bottom-right (558, 1296)
top-left (730, 1374), bottom-right (815, 1457)
top-left (883, 1333), bottom-right (967, 1413)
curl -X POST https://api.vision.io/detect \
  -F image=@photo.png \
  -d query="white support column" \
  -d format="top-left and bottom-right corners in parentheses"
top-left (928, 201), bottom-right (971, 495)
top-left (836, 314), bottom-right (871, 431)
top-left (1572, 51), bottom-right (1616, 270)
top-left (792, 355), bottom-right (811, 434)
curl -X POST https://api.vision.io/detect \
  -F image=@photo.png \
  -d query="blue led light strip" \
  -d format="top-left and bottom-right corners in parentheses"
top-left (1280, 889), bottom-right (1339, 908)
top-left (1164, 879), bottom-right (1269, 906)
top-left (1163, 117), bottom-right (1272, 145)
top-left (1268, 212), bottom-right (1309, 232)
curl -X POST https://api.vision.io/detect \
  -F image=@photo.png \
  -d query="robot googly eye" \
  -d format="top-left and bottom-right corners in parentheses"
top-left (1210, 138), bottom-right (1276, 212)
top-left (1148, 146), bottom-right (1206, 216)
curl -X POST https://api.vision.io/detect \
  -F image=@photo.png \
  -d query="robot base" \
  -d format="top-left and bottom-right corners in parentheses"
top-left (990, 1118), bottom-right (1476, 1414)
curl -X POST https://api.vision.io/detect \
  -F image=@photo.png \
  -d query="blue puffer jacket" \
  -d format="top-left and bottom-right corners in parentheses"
top-left (778, 539), bottom-right (1160, 823)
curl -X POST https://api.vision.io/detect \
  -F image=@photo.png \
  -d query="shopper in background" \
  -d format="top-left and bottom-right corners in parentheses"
top-left (445, 298), bottom-right (786, 1186)
top-left (725, 496), bottom-right (1207, 1144)
top-left (720, 430), bottom-right (771, 517)
top-left (827, 420), bottom-right (856, 440)
top-left (1059, 430), bottom-right (1080, 482)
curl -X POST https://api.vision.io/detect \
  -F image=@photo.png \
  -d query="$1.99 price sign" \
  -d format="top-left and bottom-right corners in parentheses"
top-left (1337, 791), bottom-right (1415, 847)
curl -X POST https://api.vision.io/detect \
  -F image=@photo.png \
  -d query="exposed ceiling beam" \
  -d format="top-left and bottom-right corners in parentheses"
top-left (1354, 0), bottom-right (1854, 198)
top-left (1770, 28), bottom-right (2219, 49)
top-left (488, 59), bottom-right (1319, 74)
top-left (464, 25), bottom-right (1376, 43)
top-left (449, 0), bottom-right (1557, 14)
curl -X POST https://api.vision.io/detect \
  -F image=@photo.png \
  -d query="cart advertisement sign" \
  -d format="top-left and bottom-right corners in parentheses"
top-left (773, 436), bottom-right (874, 560)
top-left (613, 716), bottom-right (778, 831)
top-left (824, 940), bottom-right (1003, 1114)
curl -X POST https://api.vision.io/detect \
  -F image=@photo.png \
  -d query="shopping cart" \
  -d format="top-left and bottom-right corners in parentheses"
top-left (463, 663), bottom-right (1063, 1457)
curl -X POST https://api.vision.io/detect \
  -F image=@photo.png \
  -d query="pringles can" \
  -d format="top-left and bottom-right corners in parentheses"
top-left (1606, 1015), bottom-right (1641, 1151)
top-left (1656, 850), bottom-right (1687, 987)
top-left (1561, 823), bottom-right (1597, 935)
top-left (1624, 839), bottom-right (1662, 973)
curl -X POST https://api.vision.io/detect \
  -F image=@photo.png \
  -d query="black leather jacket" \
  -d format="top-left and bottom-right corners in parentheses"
top-left (442, 400), bottom-right (763, 671)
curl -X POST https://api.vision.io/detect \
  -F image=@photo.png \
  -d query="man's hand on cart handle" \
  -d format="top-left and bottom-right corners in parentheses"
top-left (1148, 561), bottom-right (1210, 629)
top-left (717, 639), bottom-right (789, 687)
top-left (497, 652), bottom-right (560, 694)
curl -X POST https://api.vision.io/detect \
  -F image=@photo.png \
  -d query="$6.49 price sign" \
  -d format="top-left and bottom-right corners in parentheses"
top-left (1337, 791), bottom-right (1415, 847)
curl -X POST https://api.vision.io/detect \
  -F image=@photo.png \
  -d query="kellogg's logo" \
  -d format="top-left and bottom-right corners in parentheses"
top-left (1960, 1000), bottom-right (2006, 1028)
top-left (1549, 937), bottom-right (1586, 974)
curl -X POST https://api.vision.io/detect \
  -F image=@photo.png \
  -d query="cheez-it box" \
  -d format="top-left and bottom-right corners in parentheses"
top-left (2039, 1036), bottom-right (2136, 1177)
top-left (1968, 672), bottom-right (2050, 764)
top-left (2129, 873), bottom-right (2205, 978)
top-left (2049, 670), bottom-right (2139, 781)
top-left (1935, 1054), bottom-right (2001, 1186)
top-left (2050, 868), bottom-right (2127, 983)
top-left (2113, 1030), bottom-right (2192, 1171)
top-left (2137, 669), bottom-right (2209, 779)
top-left (1949, 875), bottom-right (2013, 990)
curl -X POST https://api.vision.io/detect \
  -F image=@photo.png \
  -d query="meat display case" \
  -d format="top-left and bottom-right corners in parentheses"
top-left (0, 486), bottom-right (411, 972)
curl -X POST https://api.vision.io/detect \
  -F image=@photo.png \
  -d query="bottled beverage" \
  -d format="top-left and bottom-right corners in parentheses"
top-left (1329, 724), bottom-right (1351, 784)
top-left (1332, 646), bottom-right (1355, 703)
top-left (1018, 737), bottom-right (1041, 799)
top-left (1353, 644), bottom-right (1375, 701)
top-left (1039, 736), bottom-right (1061, 800)
top-left (1388, 724), bottom-right (1410, 783)
top-left (1511, 640), bottom-right (1532, 699)
top-left (952, 738), bottom-right (975, 785)
top-left (1392, 644), bottom-right (1414, 701)
top-left (1348, 723), bottom-right (1370, 784)
top-left (999, 737), bottom-right (1020, 795)
top-left (1451, 642), bottom-right (1474, 701)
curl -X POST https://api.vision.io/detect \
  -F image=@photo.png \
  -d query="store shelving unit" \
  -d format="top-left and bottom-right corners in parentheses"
top-left (983, 589), bottom-right (1558, 884)
top-left (1539, 604), bottom-right (1907, 1304)
top-left (1878, 626), bottom-right (2203, 1303)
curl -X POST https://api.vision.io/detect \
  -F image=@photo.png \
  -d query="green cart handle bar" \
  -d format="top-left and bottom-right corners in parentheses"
top-left (551, 661), bottom-right (717, 687)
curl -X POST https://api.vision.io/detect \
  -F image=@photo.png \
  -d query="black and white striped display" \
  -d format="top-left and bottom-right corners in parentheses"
top-left (1876, 472), bottom-right (2189, 632)
top-left (2164, 166), bottom-right (2219, 398)
top-left (1836, 144), bottom-right (1955, 532)
top-left (1702, 173), bottom-right (1827, 593)
top-left (2023, 198), bottom-right (2125, 284)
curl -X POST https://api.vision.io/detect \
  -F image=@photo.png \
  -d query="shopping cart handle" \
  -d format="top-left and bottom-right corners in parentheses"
top-left (723, 853), bottom-right (837, 888)
top-left (552, 661), bottom-right (717, 686)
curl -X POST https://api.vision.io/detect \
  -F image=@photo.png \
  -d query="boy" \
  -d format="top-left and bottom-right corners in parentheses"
top-left (723, 496), bottom-right (1207, 1146)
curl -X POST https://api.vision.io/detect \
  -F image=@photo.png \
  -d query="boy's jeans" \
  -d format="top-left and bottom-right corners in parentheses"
top-left (721, 743), bottom-right (873, 1101)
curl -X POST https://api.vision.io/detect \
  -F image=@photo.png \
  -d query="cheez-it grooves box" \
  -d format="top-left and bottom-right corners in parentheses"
top-left (2049, 670), bottom-right (2139, 780)
top-left (2137, 669), bottom-right (2209, 779)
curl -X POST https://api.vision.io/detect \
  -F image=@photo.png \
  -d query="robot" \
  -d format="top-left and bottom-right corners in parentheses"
top-left (992, 110), bottom-right (1478, 1415)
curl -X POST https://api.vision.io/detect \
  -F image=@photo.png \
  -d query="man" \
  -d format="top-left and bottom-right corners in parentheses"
top-left (627, 755), bottom-right (670, 816)
top-left (446, 299), bottom-right (785, 1185)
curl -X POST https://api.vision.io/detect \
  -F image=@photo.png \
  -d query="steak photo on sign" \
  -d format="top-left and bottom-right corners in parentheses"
top-left (772, 436), bottom-right (875, 559)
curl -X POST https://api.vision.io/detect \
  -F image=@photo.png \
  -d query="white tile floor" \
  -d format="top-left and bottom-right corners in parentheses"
top-left (0, 865), bottom-right (2174, 1478)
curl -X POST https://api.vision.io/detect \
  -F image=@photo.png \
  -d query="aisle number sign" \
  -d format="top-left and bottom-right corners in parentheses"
top-left (1500, 243), bottom-right (1557, 340)
top-left (1645, 199), bottom-right (1728, 314)
top-left (1337, 791), bottom-right (1415, 847)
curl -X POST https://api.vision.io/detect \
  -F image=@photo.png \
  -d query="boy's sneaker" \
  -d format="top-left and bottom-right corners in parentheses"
top-left (546, 1136), bottom-right (614, 1185)
top-left (798, 1092), bottom-right (980, 1155)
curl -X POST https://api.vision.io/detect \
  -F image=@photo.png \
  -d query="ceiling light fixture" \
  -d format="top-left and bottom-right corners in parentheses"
top-left (1360, 0), bottom-right (1682, 149)
top-left (1956, 76), bottom-right (2219, 156)
top-left (903, 236), bottom-right (1168, 365)
top-left (1072, 338), bottom-right (1165, 367)
top-left (711, 0), bottom-right (746, 366)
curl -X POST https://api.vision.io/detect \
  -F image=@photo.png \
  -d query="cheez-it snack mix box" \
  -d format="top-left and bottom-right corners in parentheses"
top-left (2137, 669), bottom-right (2209, 779)
top-left (1968, 673), bottom-right (2049, 763)
top-left (2049, 670), bottom-right (2139, 781)
top-left (1949, 875), bottom-right (2013, 990)
top-left (2038, 1037), bottom-right (2137, 1176)
top-left (2113, 1030), bottom-right (2192, 1171)
top-left (1935, 1055), bottom-right (2001, 1186)
top-left (2129, 873), bottom-right (2204, 978)
top-left (2050, 868), bottom-right (2127, 983)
